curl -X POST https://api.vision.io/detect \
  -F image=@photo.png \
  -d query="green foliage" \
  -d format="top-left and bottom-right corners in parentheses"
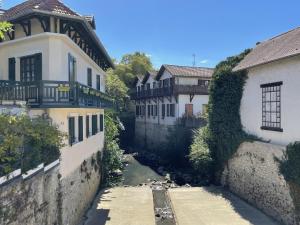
top-left (280, 142), bottom-right (300, 186)
top-left (189, 127), bottom-right (213, 179)
top-left (188, 49), bottom-right (252, 181)
top-left (0, 115), bottom-right (65, 176)
top-left (106, 69), bottom-right (129, 111)
top-left (118, 111), bottom-right (135, 149)
top-left (208, 49), bottom-right (251, 168)
top-left (102, 110), bottom-right (124, 185)
top-left (113, 52), bottom-right (153, 88)
top-left (0, 22), bottom-right (13, 40)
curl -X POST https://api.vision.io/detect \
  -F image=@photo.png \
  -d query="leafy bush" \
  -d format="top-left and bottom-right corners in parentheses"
top-left (280, 142), bottom-right (300, 186)
top-left (189, 126), bottom-right (213, 179)
top-left (0, 115), bottom-right (65, 176)
top-left (102, 110), bottom-right (124, 185)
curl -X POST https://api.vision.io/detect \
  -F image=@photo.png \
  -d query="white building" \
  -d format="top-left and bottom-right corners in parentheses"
top-left (0, 1), bottom-right (113, 224)
top-left (132, 65), bottom-right (213, 148)
top-left (234, 27), bottom-right (300, 146)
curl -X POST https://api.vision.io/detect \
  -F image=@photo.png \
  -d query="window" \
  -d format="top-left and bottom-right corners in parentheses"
top-left (68, 117), bottom-right (75, 145)
top-left (8, 58), bottom-right (16, 81)
top-left (148, 105), bottom-right (151, 117)
top-left (136, 105), bottom-right (139, 116)
top-left (154, 105), bottom-right (158, 116)
top-left (68, 54), bottom-right (76, 83)
top-left (86, 116), bottom-right (90, 138)
top-left (151, 105), bottom-right (154, 116)
top-left (78, 116), bottom-right (83, 142)
top-left (167, 104), bottom-right (170, 117)
top-left (100, 114), bottom-right (104, 132)
top-left (261, 82), bottom-right (283, 132)
top-left (92, 115), bottom-right (98, 135)
top-left (198, 79), bottom-right (210, 87)
top-left (147, 83), bottom-right (150, 90)
top-left (96, 75), bottom-right (101, 91)
top-left (170, 104), bottom-right (175, 117)
top-left (87, 68), bottom-right (92, 87)
top-left (20, 53), bottom-right (42, 82)
top-left (162, 104), bottom-right (165, 118)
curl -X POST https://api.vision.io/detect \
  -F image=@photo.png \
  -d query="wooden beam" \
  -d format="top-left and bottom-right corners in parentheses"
top-left (19, 20), bottom-right (31, 36)
top-left (37, 16), bottom-right (50, 32)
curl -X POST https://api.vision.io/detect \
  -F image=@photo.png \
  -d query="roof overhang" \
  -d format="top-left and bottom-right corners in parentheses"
top-left (1, 9), bottom-right (114, 69)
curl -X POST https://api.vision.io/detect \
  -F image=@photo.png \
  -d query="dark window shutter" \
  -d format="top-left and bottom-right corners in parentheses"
top-left (86, 116), bottom-right (90, 138)
top-left (78, 116), bottom-right (83, 142)
top-left (96, 75), bottom-right (101, 90)
top-left (100, 114), bottom-right (104, 132)
top-left (8, 58), bottom-right (16, 81)
top-left (92, 115), bottom-right (97, 135)
top-left (34, 53), bottom-right (42, 81)
top-left (87, 68), bottom-right (92, 87)
top-left (68, 117), bottom-right (75, 145)
top-left (162, 104), bottom-right (165, 118)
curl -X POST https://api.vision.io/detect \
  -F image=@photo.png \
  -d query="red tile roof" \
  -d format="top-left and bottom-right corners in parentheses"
top-left (1, 0), bottom-right (79, 20)
top-left (234, 27), bottom-right (300, 71)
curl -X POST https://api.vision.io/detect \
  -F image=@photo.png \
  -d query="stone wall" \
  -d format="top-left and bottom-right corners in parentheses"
top-left (0, 153), bottom-right (102, 225)
top-left (0, 164), bottom-right (60, 225)
top-left (60, 153), bottom-right (102, 225)
top-left (221, 141), bottom-right (298, 225)
top-left (135, 121), bottom-right (171, 150)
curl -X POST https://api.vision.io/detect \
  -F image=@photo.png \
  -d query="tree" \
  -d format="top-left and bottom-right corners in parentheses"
top-left (114, 52), bottom-right (154, 88)
top-left (106, 69), bottom-right (129, 111)
top-left (0, 21), bottom-right (13, 40)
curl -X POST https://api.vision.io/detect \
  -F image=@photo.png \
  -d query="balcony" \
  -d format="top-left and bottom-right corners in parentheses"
top-left (0, 80), bottom-right (114, 108)
top-left (130, 85), bottom-right (209, 100)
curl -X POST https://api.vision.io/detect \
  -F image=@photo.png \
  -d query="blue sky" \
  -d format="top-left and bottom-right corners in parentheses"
top-left (3, 0), bottom-right (300, 69)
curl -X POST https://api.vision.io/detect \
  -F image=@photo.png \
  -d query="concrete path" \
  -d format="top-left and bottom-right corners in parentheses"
top-left (169, 187), bottom-right (280, 225)
top-left (83, 187), bottom-right (155, 225)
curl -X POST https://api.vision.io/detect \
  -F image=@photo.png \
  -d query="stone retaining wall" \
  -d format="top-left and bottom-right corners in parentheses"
top-left (221, 141), bottom-right (298, 225)
top-left (0, 153), bottom-right (102, 225)
top-left (135, 121), bottom-right (170, 150)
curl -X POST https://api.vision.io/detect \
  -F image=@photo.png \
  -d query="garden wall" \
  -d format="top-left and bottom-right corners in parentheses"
top-left (0, 153), bottom-right (102, 225)
top-left (221, 141), bottom-right (299, 225)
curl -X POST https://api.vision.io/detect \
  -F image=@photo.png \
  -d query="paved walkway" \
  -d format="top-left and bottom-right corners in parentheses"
top-left (83, 187), bottom-right (155, 225)
top-left (169, 187), bottom-right (280, 225)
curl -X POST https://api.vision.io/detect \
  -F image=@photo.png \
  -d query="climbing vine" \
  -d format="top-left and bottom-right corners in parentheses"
top-left (189, 49), bottom-right (253, 180)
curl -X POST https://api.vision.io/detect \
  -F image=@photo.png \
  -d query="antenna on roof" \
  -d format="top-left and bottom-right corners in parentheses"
top-left (192, 54), bottom-right (196, 67)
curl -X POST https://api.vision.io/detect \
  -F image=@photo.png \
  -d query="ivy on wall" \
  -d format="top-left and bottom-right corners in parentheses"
top-left (189, 49), bottom-right (253, 181)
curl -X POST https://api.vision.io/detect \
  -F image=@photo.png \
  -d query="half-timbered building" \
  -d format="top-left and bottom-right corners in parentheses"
top-left (131, 64), bottom-right (213, 148)
top-left (0, 1), bottom-right (113, 224)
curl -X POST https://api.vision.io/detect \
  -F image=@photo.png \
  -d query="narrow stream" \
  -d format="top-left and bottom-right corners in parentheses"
top-left (122, 154), bottom-right (177, 225)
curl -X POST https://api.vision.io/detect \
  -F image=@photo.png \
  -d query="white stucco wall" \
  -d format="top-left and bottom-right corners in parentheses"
top-left (241, 55), bottom-right (300, 146)
top-left (0, 33), bottom-right (106, 92)
top-left (178, 94), bottom-right (209, 117)
top-left (29, 108), bottom-right (104, 178)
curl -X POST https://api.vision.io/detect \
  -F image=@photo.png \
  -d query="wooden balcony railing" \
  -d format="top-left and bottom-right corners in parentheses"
top-left (0, 80), bottom-right (114, 108)
top-left (130, 84), bottom-right (209, 100)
